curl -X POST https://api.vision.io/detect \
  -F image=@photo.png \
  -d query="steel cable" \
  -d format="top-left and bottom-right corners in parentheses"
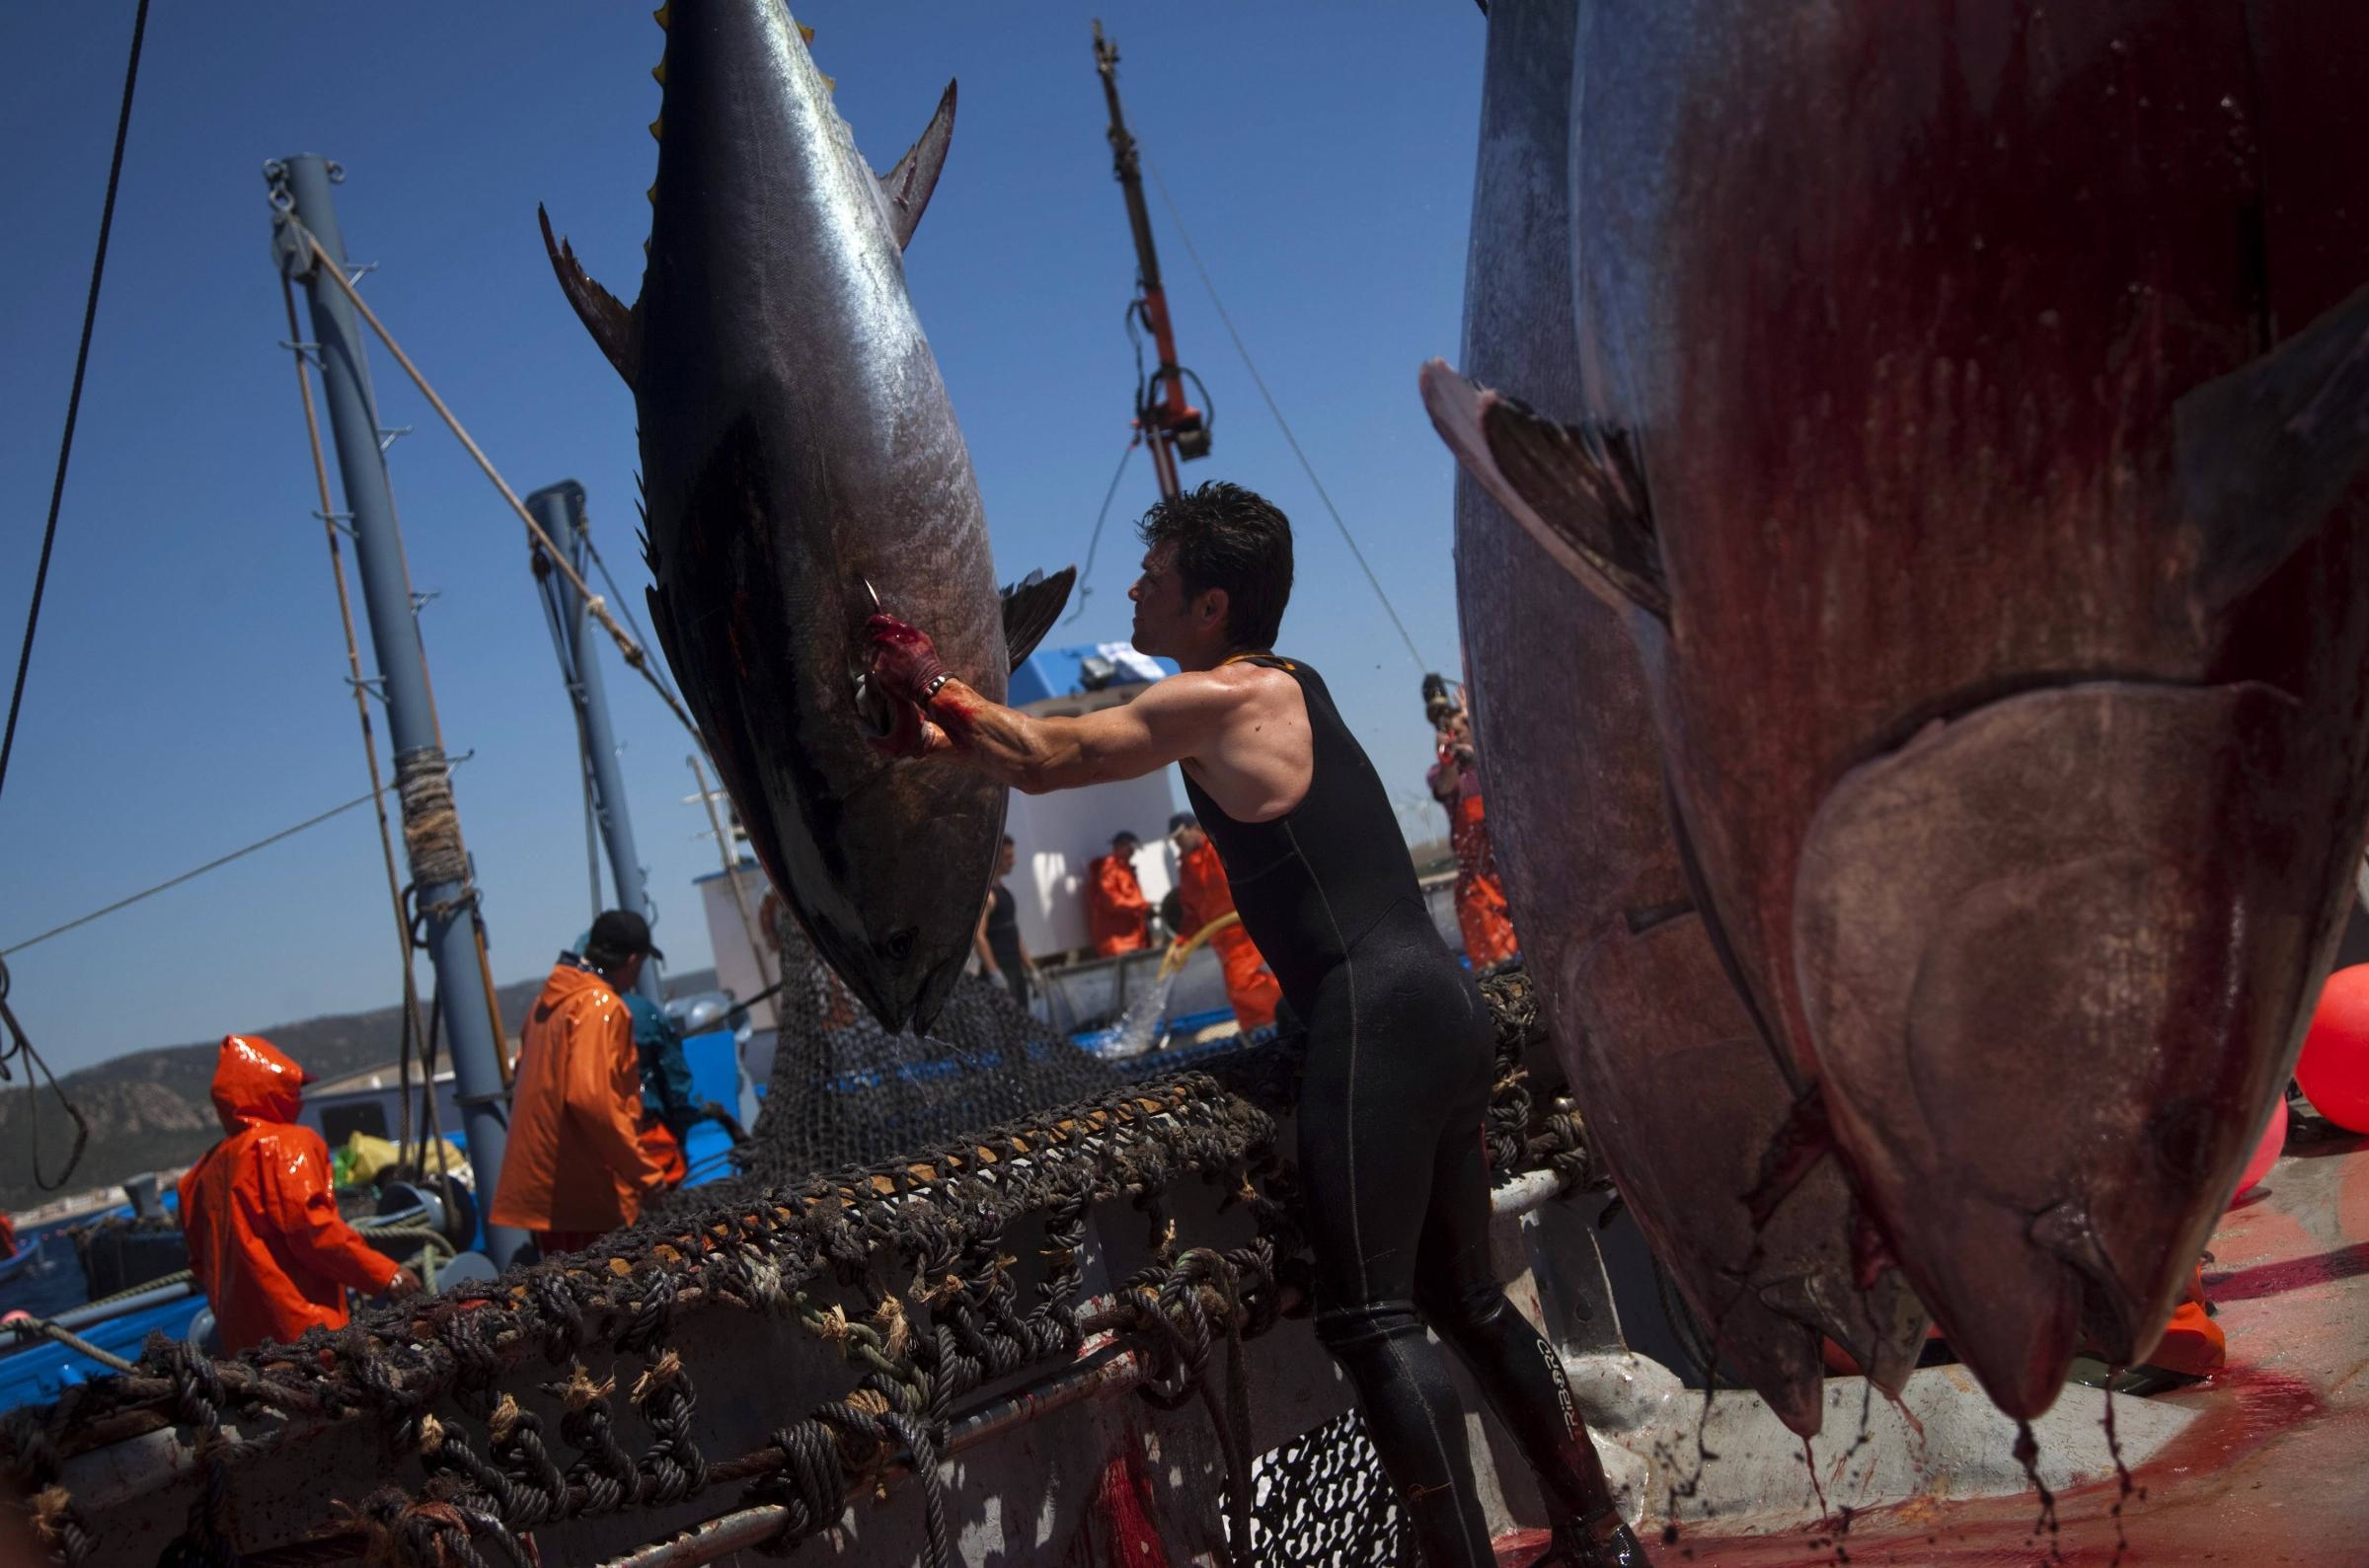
top-left (0, 0), bottom-right (151, 803)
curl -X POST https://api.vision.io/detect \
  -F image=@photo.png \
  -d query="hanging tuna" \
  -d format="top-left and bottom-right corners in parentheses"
top-left (1426, 0), bottom-right (2369, 1419)
top-left (1446, 0), bottom-right (1924, 1437)
top-left (541, 2), bottom-right (1070, 1030)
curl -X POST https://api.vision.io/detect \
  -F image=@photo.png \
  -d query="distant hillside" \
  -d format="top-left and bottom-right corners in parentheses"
top-left (0, 966), bottom-right (717, 1212)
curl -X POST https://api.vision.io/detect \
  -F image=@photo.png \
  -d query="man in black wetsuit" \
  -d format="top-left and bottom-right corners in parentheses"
top-left (974, 834), bottom-right (1033, 1006)
top-left (865, 482), bottom-right (1643, 1567)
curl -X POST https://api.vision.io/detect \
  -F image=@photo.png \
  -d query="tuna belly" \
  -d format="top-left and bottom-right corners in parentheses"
top-left (1796, 680), bottom-right (2310, 1418)
top-left (1566, 912), bottom-right (1927, 1439)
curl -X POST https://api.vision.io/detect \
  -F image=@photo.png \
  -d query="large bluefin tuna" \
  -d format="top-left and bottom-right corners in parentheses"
top-left (1427, 0), bottom-right (2369, 1418)
top-left (541, 3), bottom-right (1069, 1030)
top-left (1450, 0), bottom-right (1923, 1437)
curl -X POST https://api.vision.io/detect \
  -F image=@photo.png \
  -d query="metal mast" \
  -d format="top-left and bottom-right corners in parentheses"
top-left (1093, 20), bottom-right (1209, 499)
top-left (528, 481), bottom-right (660, 1003)
top-left (268, 155), bottom-right (525, 1265)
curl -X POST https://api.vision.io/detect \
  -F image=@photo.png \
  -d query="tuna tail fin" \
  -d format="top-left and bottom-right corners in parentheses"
top-left (1001, 565), bottom-right (1077, 670)
top-left (2178, 280), bottom-right (2369, 610)
top-left (539, 205), bottom-right (640, 388)
top-left (1418, 359), bottom-right (1668, 622)
top-left (877, 80), bottom-right (957, 251)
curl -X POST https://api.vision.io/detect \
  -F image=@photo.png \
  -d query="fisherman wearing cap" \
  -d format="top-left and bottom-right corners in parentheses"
top-left (1168, 811), bottom-right (1280, 1031)
top-left (1085, 830), bottom-right (1153, 956)
top-left (492, 910), bottom-right (671, 1258)
top-left (180, 1034), bottom-right (420, 1354)
top-left (864, 481), bottom-right (1643, 1566)
top-left (1425, 684), bottom-right (1520, 968)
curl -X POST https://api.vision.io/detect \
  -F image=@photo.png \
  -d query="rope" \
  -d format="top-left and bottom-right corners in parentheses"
top-left (0, 973), bottom-right (1595, 1568)
top-left (1143, 159), bottom-right (1430, 674)
top-left (292, 230), bottom-right (710, 752)
top-left (277, 269), bottom-right (437, 1174)
top-left (0, 1315), bottom-right (137, 1376)
top-left (1063, 432), bottom-right (1142, 626)
top-left (0, 0), bottom-right (151, 805)
top-left (0, 959), bottom-right (89, 1193)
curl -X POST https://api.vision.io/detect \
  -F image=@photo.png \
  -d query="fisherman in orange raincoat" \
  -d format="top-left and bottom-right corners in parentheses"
top-left (1086, 830), bottom-right (1153, 956)
top-left (1168, 812), bottom-right (1281, 1031)
top-left (179, 1035), bottom-right (420, 1355)
top-left (491, 910), bottom-right (670, 1258)
top-left (1425, 686), bottom-right (1519, 968)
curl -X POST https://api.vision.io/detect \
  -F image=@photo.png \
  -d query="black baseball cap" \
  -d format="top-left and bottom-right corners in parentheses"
top-left (589, 908), bottom-right (663, 960)
top-left (1112, 830), bottom-right (1142, 849)
top-left (1168, 812), bottom-right (1198, 836)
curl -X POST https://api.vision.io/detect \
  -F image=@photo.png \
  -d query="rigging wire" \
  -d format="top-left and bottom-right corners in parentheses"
top-left (1062, 434), bottom-right (1143, 625)
top-left (0, 0), bottom-right (152, 804)
top-left (532, 536), bottom-right (612, 922)
top-left (580, 522), bottom-right (684, 709)
top-left (1, 768), bottom-right (462, 958)
top-left (1143, 159), bottom-right (1432, 674)
top-left (278, 268), bottom-right (439, 1211)
top-left (291, 229), bottom-right (712, 753)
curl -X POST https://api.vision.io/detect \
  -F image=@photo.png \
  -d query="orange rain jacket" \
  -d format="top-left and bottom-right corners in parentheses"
top-left (1175, 840), bottom-right (1281, 1030)
top-left (1088, 853), bottom-right (1152, 956)
top-left (180, 1035), bottom-right (402, 1355)
top-left (490, 959), bottom-right (666, 1235)
top-left (1429, 747), bottom-right (1519, 967)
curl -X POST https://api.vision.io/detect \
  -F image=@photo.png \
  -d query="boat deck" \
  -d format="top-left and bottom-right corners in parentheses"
top-left (1498, 1123), bottom-right (2369, 1566)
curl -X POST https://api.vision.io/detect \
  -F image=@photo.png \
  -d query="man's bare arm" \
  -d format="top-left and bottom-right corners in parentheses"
top-left (915, 673), bottom-right (1232, 794)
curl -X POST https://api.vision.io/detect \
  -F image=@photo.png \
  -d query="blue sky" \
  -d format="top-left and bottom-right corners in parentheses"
top-left (0, 3), bottom-right (1488, 1074)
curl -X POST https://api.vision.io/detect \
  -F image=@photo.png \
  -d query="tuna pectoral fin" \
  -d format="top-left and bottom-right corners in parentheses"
top-left (877, 80), bottom-right (957, 251)
top-left (2178, 279), bottom-right (2369, 609)
top-left (1417, 359), bottom-right (1667, 621)
top-left (1000, 565), bottom-right (1076, 670)
top-left (539, 205), bottom-right (639, 388)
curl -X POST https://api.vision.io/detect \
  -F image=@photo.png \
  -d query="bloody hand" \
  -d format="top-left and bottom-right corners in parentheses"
top-left (866, 613), bottom-right (951, 707)
top-left (867, 692), bottom-right (933, 759)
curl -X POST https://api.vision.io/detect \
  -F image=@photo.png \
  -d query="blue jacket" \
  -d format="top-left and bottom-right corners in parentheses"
top-left (625, 993), bottom-right (699, 1135)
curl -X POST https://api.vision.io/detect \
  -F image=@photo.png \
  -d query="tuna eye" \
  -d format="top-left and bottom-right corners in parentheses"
top-left (881, 928), bottom-right (918, 961)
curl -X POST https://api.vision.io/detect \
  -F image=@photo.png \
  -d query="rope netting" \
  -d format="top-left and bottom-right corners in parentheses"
top-left (0, 955), bottom-right (1586, 1568)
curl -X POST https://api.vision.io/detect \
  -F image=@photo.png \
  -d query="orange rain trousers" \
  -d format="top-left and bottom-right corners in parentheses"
top-left (1088, 853), bottom-right (1151, 956)
top-left (1177, 840), bottom-right (1280, 1030)
top-left (1448, 792), bottom-right (1519, 967)
top-left (180, 1035), bottom-right (401, 1355)
top-left (491, 963), bottom-right (667, 1237)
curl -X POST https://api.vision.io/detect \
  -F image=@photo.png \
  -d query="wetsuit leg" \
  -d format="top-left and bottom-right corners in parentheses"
top-left (1413, 1080), bottom-right (1621, 1531)
top-left (1298, 952), bottom-right (1496, 1567)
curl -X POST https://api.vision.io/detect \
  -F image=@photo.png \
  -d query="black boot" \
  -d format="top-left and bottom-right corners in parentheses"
top-left (1533, 1510), bottom-right (1651, 1567)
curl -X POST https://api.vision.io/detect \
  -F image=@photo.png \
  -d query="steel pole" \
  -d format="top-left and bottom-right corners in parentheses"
top-left (271, 155), bottom-right (525, 1266)
top-left (527, 482), bottom-right (661, 1003)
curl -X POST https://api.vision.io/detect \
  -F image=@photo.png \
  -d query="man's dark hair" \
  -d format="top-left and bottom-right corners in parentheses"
top-left (583, 940), bottom-right (631, 973)
top-left (1001, 834), bottom-right (1015, 848)
top-left (1136, 482), bottom-right (1293, 651)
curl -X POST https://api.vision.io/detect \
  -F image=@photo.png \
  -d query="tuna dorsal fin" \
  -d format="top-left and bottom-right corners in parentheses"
top-left (1418, 359), bottom-right (1668, 622)
top-left (2178, 279), bottom-right (2369, 610)
top-left (877, 80), bottom-right (957, 251)
top-left (538, 205), bottom-right (640, 388)
top-left (1001, 565), bottom-right (1077, 670)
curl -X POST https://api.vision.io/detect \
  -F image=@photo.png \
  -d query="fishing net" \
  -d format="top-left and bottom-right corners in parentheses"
top-left (685, 908), bottom-right (1253, 1209)
top-left (743, 965), bottom-right (1129, 1183)
top-left (1237, 1409), bottom-right (1411, 1566)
